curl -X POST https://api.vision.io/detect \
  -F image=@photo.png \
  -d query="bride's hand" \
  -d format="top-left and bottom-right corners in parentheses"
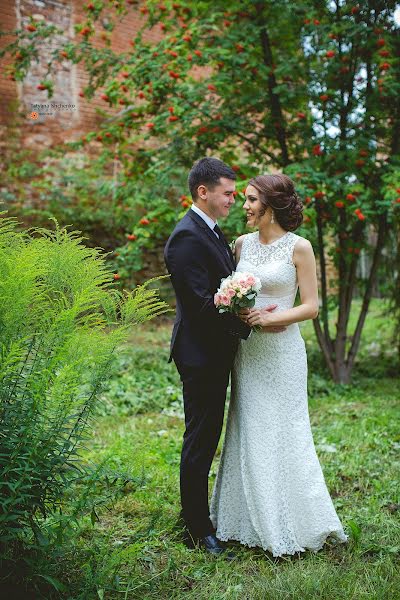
top-left (247, 308), bottom-right (273, 327)
top-left (238, 308), bottom-right (250, 323)
top-left (247, 304), bottom-right (284, 330)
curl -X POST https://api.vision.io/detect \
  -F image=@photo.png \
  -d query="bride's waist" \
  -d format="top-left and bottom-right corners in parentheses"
top-left (255, 296), bottom-right (295, 310)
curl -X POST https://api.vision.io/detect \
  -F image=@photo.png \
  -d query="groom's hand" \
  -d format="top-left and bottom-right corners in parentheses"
top-left (263, 325), bottom-right (286, 333)
top-left (262, 304), bottom-right (278, 313)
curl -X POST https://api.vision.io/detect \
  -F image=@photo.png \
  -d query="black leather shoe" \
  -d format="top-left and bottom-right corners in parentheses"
top-left (199, 535), bottom-right (236, 560)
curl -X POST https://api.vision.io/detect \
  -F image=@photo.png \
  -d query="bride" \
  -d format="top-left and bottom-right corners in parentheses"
top-left (210, 173), bottom-right (347, 556)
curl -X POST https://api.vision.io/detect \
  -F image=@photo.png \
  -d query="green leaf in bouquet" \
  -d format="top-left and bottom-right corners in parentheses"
top-left (237, 300), bottom-right (250, 308)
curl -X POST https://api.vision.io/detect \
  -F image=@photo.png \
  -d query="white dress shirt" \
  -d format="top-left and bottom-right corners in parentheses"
top-left (190, 204), bottom-right (219, 238)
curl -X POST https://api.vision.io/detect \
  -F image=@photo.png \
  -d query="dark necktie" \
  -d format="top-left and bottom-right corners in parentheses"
top-left (213, 224), bottom-right (232, 259)
top-left (213, 223), bottom-right (226, 243)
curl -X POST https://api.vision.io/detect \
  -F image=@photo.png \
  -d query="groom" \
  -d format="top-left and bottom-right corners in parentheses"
top-left (164, 157), bottom-right (252, 556)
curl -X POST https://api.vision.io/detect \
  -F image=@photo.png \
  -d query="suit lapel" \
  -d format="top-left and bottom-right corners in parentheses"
top-left (216, 225), bottom-right (236, 267)
top-left (224, 236), bottom-right (235, 265)
top-left (187, 210), bottom-right (234, 271)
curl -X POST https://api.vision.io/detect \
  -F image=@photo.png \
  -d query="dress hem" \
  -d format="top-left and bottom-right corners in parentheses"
top-left (215, 530), bottom-right (348, 557)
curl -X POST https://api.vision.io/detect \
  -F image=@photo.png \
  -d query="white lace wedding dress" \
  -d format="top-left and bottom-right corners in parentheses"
top-left (210, 231), bottom-right (347, 556)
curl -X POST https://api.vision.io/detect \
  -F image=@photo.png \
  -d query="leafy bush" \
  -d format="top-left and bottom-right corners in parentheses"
top-left (0, 216), bottom-right (170, 555)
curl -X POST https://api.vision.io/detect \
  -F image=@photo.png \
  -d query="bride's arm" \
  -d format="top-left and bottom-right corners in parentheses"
top-left (247, 238), bottom-right (319, 328)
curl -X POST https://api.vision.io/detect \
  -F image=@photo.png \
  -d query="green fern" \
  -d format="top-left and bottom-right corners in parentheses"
top-left (120, 275), bottom-right (173, 326)
top-left (0, 217), bottom-right (170, 549)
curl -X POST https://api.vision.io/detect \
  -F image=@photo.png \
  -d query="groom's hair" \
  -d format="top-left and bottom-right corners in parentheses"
top-left (188, 157), bottom-right (236, 200)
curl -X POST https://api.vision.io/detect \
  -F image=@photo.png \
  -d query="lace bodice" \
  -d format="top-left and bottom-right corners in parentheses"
top-left (237, 231), bottom-right (299, 308)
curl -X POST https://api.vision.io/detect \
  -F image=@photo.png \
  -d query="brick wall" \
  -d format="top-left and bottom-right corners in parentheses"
top-left (0, 1), bottom-right (18, 130)
top-left (0, 0), bottom-right (161, 150)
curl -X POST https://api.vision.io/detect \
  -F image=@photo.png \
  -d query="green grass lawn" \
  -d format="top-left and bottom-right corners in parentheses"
top-left (21, 301), bottom-right (400, 598)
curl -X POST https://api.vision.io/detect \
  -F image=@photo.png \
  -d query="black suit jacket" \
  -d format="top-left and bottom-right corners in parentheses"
top-left (164, 209), bottom-right (251, 368)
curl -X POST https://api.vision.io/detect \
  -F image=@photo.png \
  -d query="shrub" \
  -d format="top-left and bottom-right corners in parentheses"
top-left (0, 216), bottom-right (170, 554)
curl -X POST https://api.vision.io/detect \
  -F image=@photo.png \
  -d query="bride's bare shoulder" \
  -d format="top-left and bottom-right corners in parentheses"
top-left (293, 235), bottom-right (313, 252)
top-left (292, 235), bottom-right (315, 266)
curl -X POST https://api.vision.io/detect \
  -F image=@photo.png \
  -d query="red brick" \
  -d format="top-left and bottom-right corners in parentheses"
top-left (0, 0), bottom-right (163, 150)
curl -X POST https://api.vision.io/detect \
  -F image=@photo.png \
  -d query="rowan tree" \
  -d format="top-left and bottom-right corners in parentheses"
top-left (2, 0), bottom-right (400, 382)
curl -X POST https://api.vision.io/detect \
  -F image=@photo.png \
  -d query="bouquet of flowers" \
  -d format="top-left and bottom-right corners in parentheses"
top-left (214, 271), bottom-right (262, 315)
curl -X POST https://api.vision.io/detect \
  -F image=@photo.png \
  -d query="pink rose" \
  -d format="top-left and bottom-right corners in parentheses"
top-left (246, 275), bottom-right (256, 287)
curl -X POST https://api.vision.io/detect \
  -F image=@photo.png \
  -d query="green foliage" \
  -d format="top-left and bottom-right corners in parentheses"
top-left (1, 0), bottom-right (400, 382)
top-left (95, 323), bottom-right (179, 417)
top-left (0, 215), bottom-right (170, 556)
top-left (99, 350), bottom-right (180, 416)
top-left (0, 146), bottom-right (188, 286)
top-left (5, 316), bottom-right (398, 598)
top-left (3, 0), bottom-right (399, 271)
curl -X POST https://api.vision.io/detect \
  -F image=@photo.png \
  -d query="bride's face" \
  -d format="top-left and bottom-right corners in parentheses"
top-left (243, 185), bottom-right (268, 227)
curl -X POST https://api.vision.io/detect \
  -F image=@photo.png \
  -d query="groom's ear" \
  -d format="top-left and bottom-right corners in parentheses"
top-left (197, 184), bottom-right (207, 201)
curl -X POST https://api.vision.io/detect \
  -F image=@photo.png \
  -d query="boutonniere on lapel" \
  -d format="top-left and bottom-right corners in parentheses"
top-left (229, 239), bottom-right (236, 254)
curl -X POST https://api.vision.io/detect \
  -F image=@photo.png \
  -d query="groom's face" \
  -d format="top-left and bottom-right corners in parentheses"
top-left (197, 177), bottom-right (236, 221)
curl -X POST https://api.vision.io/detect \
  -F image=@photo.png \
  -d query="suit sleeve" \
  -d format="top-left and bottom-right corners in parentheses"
top-left (165, 230), bottom-right (251, 340)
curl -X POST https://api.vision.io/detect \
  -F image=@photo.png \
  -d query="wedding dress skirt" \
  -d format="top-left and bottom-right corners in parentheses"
top-left (210, 232), bottom-right (347, 556)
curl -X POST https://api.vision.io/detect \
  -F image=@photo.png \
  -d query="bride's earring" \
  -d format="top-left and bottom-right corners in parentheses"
top-left (271, 211), bottom-right (275, 224)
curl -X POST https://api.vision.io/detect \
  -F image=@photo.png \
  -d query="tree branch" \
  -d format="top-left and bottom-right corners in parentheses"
top-left (389, 40), bottom-right (400, 155)
top-left (346, 213), bottom-right (387, 371)
top-left (335, 209), bottom-right (349, 366)
top-left (186, 97), bottom-right (283, 164)
top-left (343, 221), bottom-right (364, 330)
top-left (255, 3), bottom-right (290, 165)
top-left (315, 200), bottom-right (333, 352)
top-left (313, 318), bottom-right (335, 378)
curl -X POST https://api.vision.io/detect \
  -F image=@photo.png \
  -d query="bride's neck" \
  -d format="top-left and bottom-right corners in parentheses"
top-left (258, 223), bottom-right (287, 244)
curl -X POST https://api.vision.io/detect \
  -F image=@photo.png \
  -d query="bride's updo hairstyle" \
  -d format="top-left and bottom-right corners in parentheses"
top-left (248, 174), bottom-right (303, 231)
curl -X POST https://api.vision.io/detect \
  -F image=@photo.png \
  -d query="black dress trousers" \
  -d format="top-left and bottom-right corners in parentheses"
top-left (176, 361), bottom-right (231, 538)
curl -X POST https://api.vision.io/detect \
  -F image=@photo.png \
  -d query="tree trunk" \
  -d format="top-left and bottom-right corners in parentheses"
top-left (314, 215), bottom-right (388, 384)
top-left (332, 363), bottom-right (351, 385)
top-left (256, 3), bottom-right (290, 166)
